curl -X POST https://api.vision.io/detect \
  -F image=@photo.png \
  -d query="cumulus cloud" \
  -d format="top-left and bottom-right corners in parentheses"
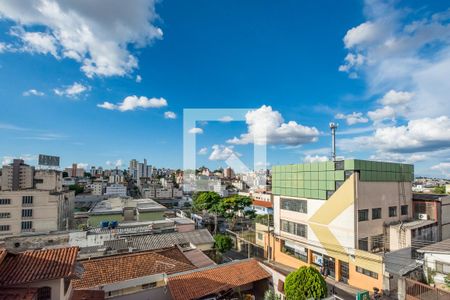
top-left (97, 96), bottom-right (167, 112)
top-left (304, 155), bottom-right (329, 163)
top-left (23, 89), bottom-right (44, 96)
top-left (335, 112), bottom-right (368, 125)
top-left (340, 116), bottom-right (450, 154)
top-left (164, 111), bottom-right (177, 119)
top-left (188, 127), bottom-right (203, 134)
top-left (0, 0), bottom-right (163, 77)
top-left (136, 75), bottom-right (142, 83)
top-left (2, 154), bottom-right (36, 166)
top-left (227, 105), bottom-right (319, 146)
top-left (218, 116), bottom-right (233, 122)
top-left (431, 163), bottom-right (450, 178)
top-left (209, 145), bottom-right (240, 161)
top-left (106, 159), bottom-right (123, 168)
top-left (198, 147), bottom-right (208, 155)
top-left (54, 82), bottom-right (89, 98)
top-left (367, 106), bottom-right (396, 122)
top-left (339, 0), bottom-right (450, 119)
top-left (369, 152), bottom-right (426, 164)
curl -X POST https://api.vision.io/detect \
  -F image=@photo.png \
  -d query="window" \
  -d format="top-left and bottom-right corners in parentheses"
top-left (358, 237), bottom-right (368, 251)
top-left (372, 208), bottom-right (382, 220)
top-left (281, 240), bottom-right (308, 262)
top-left (358, 209), bottom-right (369, 222)
top-left (281, 220), bottom-right (307, 238)
top-left (436, 262), bottom-right (450, 274)
top-left (22, 196), bottom-right (33, 205)
top-left (335, 160), bottom-right (344, 170)
top-left (21, 221), bottom-right (33, 231)
top-left (0, 199), bottom-right (11, 205)
top-left (257, 232), bottom-right (263, 240)
top-left (0, 225), bottom-right (10, 231)
top-left (37, 286), bottom-right (51, 300)
top-left (22, 209), bottom-right (33, 218)
top-left (389, 206), bottom-right (397, 217)
top-left (0, 212), bottom-right (11, 218)
top-left (401, 205), bottom-right (408, 216)
top-left (281, 198), bottom-right (307, 213)
top-left (371, 234), bottom-right (384, 252)
top-left (356, 266), bottom-right (378, 279)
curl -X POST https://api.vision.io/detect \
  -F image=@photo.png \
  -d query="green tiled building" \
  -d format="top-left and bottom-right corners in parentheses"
top-left (272, 159), bottom-right (414, 200)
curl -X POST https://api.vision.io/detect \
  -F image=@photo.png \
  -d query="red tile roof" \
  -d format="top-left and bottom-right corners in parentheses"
top-left (73, 246), bottom-right (196, 289)
top-left (168, 259), bottom-right (271, 300)
top-left (71, 289), bottom-right (105, 300)
top-left (252, 199), bottom-right (272, 208)
top-left (182, 249), bottom-right (216, 268)
top-left (0, 247), bottom-right (79, 287)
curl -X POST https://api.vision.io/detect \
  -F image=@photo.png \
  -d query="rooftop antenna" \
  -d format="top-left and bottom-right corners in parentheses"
top-left (329, 122), bottom-right (338, 161)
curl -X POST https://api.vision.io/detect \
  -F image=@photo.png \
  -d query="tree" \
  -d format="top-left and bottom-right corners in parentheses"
top-left (217, 195), bottom-right (253, 229)
top-left (214, 234), bottom-right (233, 253)
top-left (284, 266), bottom-right (327, 300)
top-left (193, 192), bottom-right (221, 233)
top-left (433, 186), bottom-right (446, 194)
top-left (69, 184), bottom-right (84, 195)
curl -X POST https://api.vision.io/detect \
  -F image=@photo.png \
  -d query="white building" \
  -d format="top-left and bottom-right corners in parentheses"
top-left (105, 184), bottom-right (127, 197)
top-left (418, 239), bottom-right (450, 288)
top-left (91, 181), bottom-right (106, 196)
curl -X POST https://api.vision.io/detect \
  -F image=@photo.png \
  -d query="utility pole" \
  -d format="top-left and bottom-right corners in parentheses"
top-left (329, 122), bottom-right (338, 161)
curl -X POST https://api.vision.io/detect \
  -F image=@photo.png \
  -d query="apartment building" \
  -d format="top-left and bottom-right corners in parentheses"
top-left (105, 183), bottom-right (127, 197)
top-left (0, 168), bottom-right (74, 237)
top-left (0, 159), bottom-right (33, 191)
top-left (268, 159), bottom-right (415, 291)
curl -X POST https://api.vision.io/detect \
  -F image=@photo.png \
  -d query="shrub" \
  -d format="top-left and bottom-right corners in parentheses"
top-left (284, 266), bottom-right (327, 300)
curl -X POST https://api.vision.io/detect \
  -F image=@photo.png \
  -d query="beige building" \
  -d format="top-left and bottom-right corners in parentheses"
top-left (1, 159), bottom-right (33, 191)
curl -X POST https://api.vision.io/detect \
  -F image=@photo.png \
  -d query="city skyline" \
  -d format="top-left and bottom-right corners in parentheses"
top-left (1, 0), bottom-right (450, 178)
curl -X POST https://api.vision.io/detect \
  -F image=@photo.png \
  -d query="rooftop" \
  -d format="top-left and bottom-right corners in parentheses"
top-left (252, 199), bottom-right (273, 209)
top-left (390, 220), bottom-right (436, 230)
top-left (89, 197), bottom-right (166, 215)
top-left (167, 259), bottom-right (270, 300)
top-left (417, 238), bottom-right (450, 254)
top-left (413, 193), bottom-right (450, 201)
top-left (73, 246), bottom-right (196, 289)
top-left (0, 246), bottom-right (79, 286)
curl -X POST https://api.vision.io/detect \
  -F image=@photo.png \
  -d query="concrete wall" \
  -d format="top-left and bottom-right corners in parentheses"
top-left (138, 211), bottom-right (165, 222)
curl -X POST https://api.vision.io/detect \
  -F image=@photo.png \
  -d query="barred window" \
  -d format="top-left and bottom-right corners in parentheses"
top-left (0, 212), bottom-right (11, 218)
top-left (356, 266), bottom-right (378, 279)
top-left (22, 196), bottom-right (33, 205)
top-left (372, 208), bottom-right (382, 220)
top-left (0, 225), bottom-right (10, 231)
top-left (22, 209), bottom-right (33, 218)
top-left (21, 221), bottom-right (33, 231)
top-left (281, 198), bottom-right (307, 213)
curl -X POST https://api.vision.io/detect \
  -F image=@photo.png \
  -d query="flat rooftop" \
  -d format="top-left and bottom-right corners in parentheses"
top-left (90, 198), bottom-right (167, 215)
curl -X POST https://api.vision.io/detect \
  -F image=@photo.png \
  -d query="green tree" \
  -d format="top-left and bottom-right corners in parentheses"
top-left (217, 195), bottom-right (253, 229)
top-left (264, 289), bottom-right (281, 300)
top-left (284, 266), bottom-right (327, 300)
top-left (214, 234), bottom-right (233, 253)
top-left (433, 186), bottom-right (446, 194)
top-left (193, 191), bottom-right (221, 233)
top-left (69, 184), bottom-right (84, 195)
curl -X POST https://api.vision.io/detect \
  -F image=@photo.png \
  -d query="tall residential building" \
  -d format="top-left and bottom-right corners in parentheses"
top-left (64, 163), bottom-right (85, 178)
top-left (224, 167), bottom-right (235, 179)
top-left (267, 159), bottom-right (416, 291)
top-left (129, 159), bottom-right (138, 179)
top-left (1, 159), bottom-right (34, 191)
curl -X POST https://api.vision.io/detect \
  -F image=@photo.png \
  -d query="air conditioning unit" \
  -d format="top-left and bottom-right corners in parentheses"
top-left (418, 213), bottom-right (429, 220)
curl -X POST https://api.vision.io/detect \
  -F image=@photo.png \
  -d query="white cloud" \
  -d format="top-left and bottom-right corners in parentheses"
top-left (136, 75), bottom-right (142, 83)
top-left (2, 154), bottom-right (37, 166)
top-left (218, 116), bottom-right (233, 122)
top-left (335, 112), bottom-right (368, 125)
top-left (431, 163), bottom-right (450, 178)
top-left (77, 162), bottom-right (89, 169)
top-left (164, 111), bottom-right (177, 119)
top-left (54, 82), bottom-right (89, 98)
top-left (339, 1), bottom-right (450, 119)
top-left (106, 159), bottom-right (123, 168)
top-left (227, 105), bottom-right (319, 146)
top-left (369, 152), bottom-right (426, 164)
top-left (367, 106), bottom-right (396, 122)
top-left (188, 127), bottom-right (203, 134)
top-left (97, 96), bottom-right (167, 112)
top-left (0, 0), bottom-right (163, 77)
top-left (23, 89), bottom-right (44, 96)
top-left (198, 147), bottom-right (208, 155)
top-left (209, 145), bottom-right (240, 161)
top-left (379, 90), bottom-right (414, 106)
top-left (340, 116), bottom-right (450, 153)
top-left (304, 155), bottom-right (329, 163)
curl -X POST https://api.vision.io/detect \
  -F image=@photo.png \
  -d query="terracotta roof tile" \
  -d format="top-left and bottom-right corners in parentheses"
top-left (73, 246), bottom-right (196, 289)
top-left (252, 200), bottom-right (273, 208)
top-left (71, 289), bottom-right (105, 300)
top-left (168, 259), bottom-right (271, 300)
top-left (0, 247), bottom-right (79, 286)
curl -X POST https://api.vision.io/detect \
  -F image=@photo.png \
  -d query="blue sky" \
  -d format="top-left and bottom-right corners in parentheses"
top-left (0, 0), bottom-right (450, 178)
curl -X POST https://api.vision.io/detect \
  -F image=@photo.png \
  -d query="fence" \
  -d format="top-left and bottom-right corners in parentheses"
top-left (405, 278), bottom-right (450, 300)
